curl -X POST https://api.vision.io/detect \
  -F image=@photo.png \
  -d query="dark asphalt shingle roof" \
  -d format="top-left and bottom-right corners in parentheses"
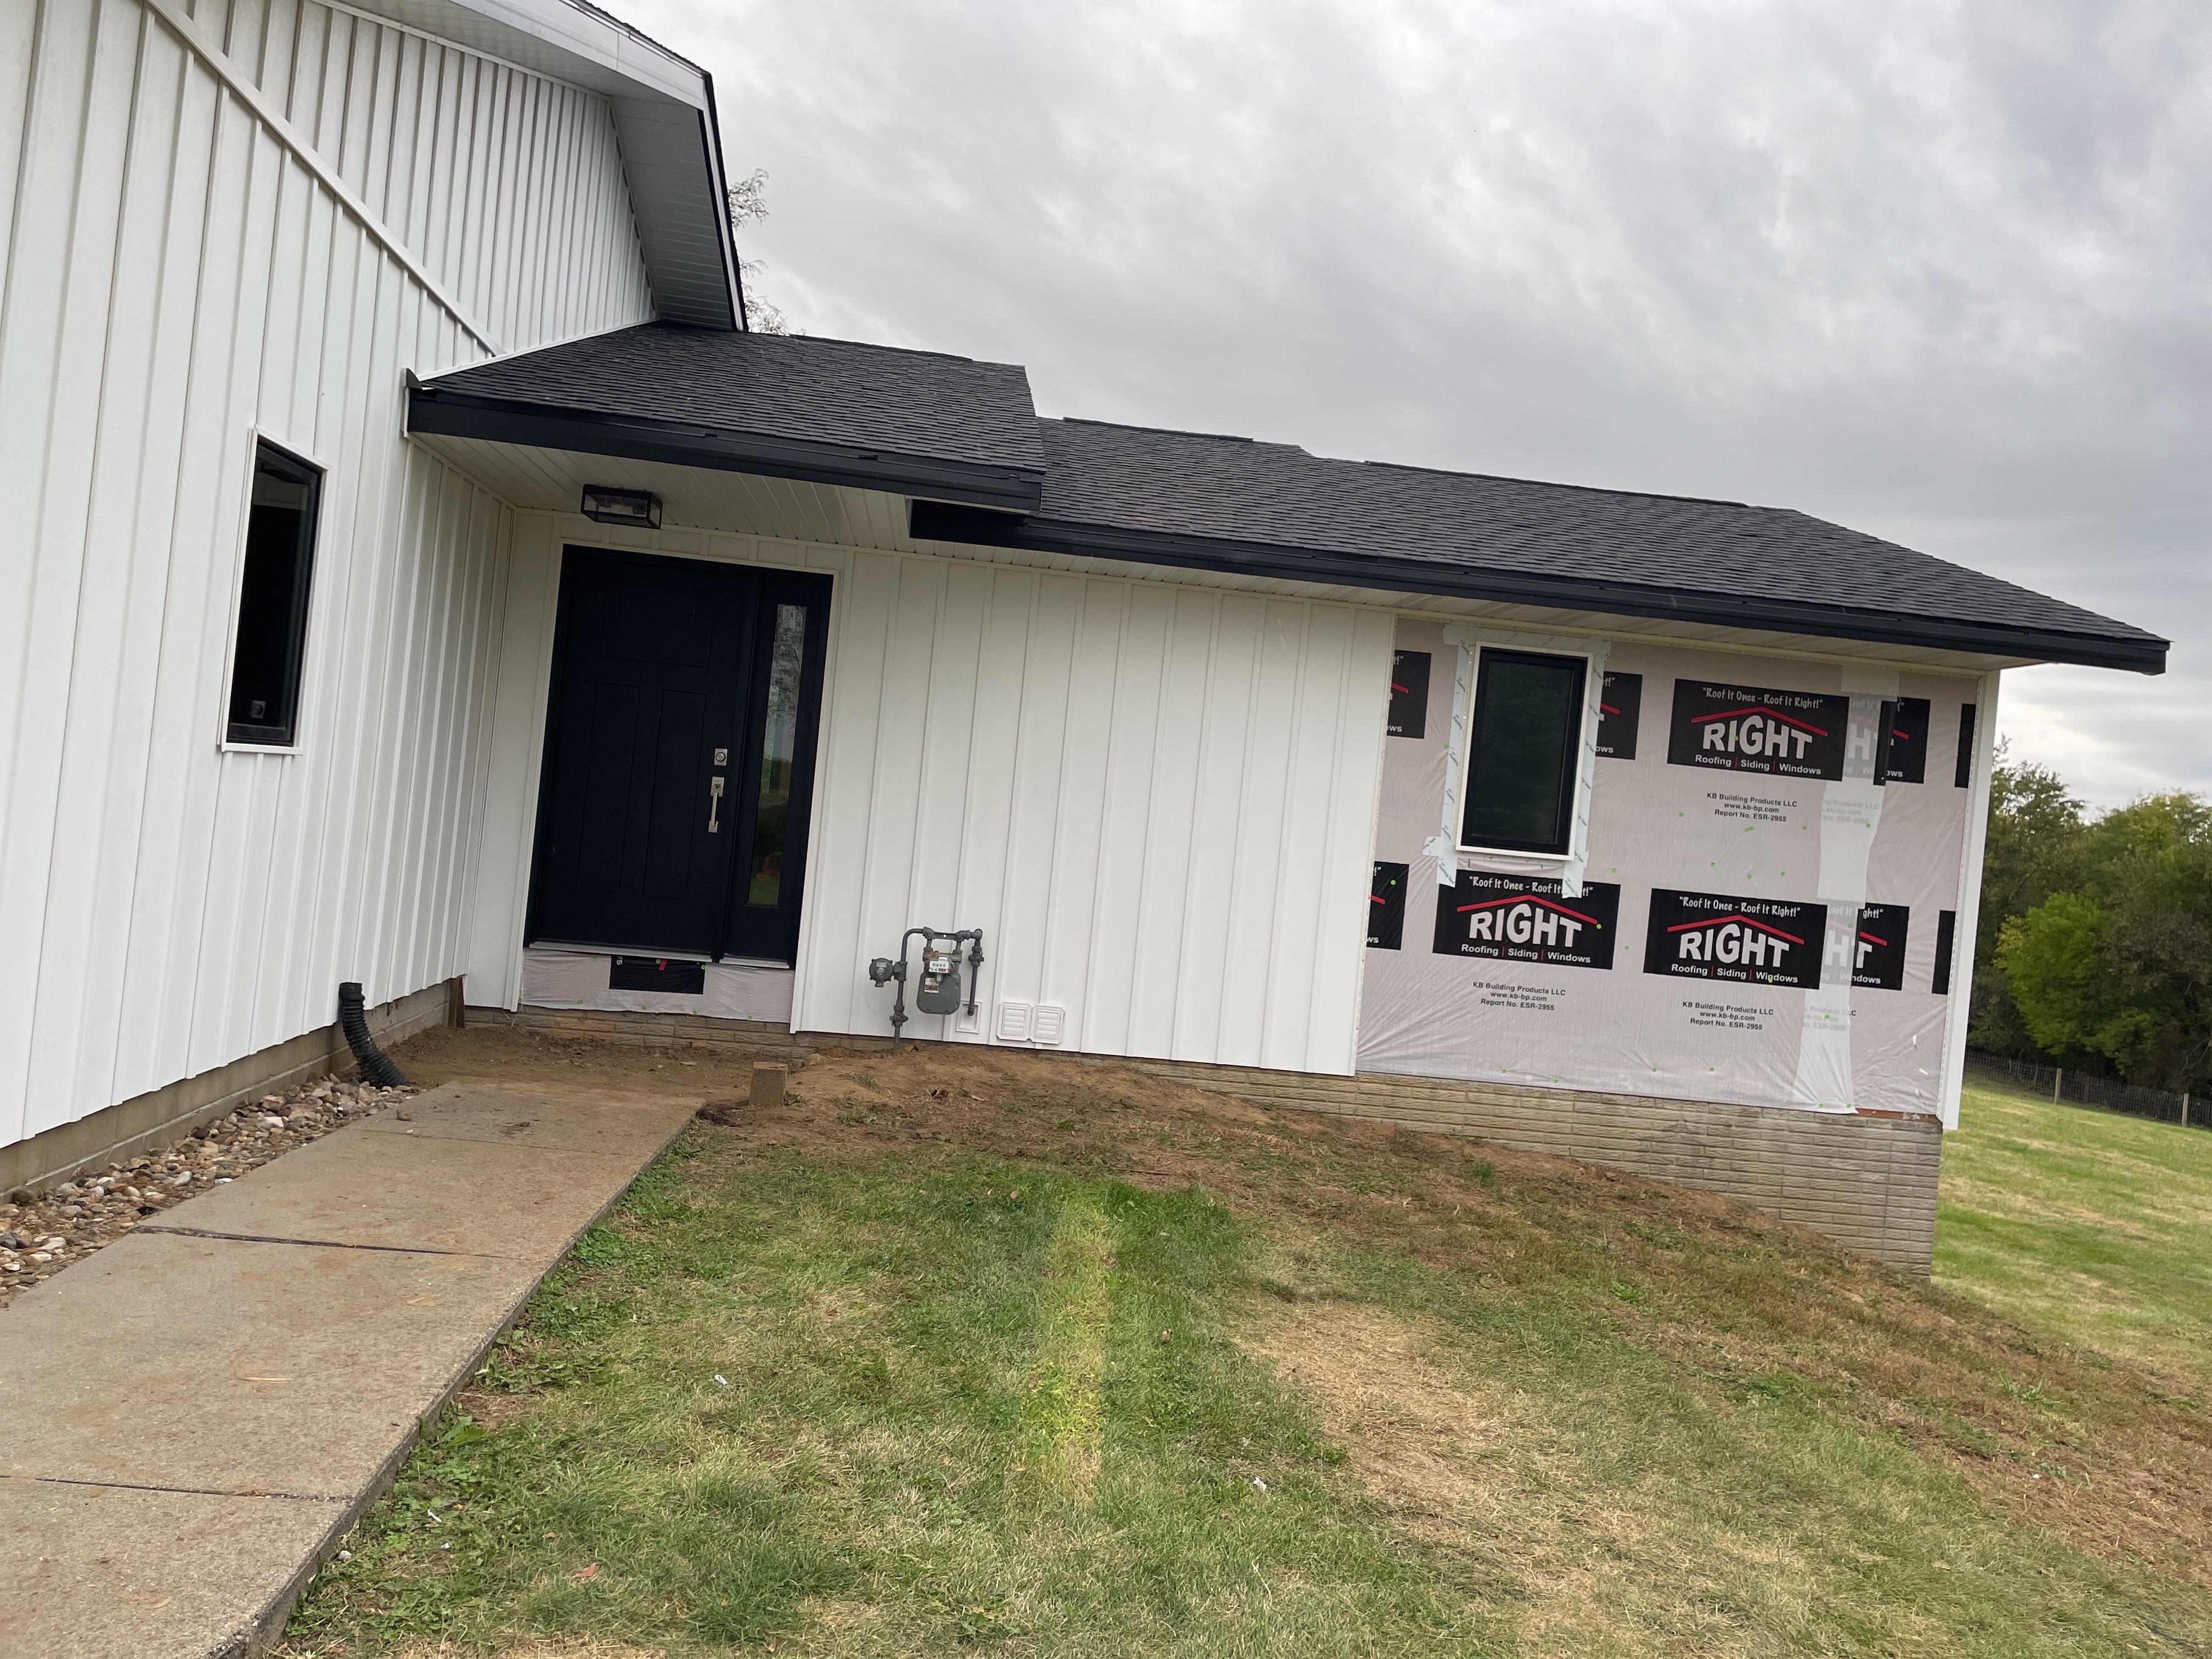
top-left (422, 322), bottom-right (1045, 477)
top-left (1028, 419), bottom-right (2163, 658)
top-left (413, 326), bottom-right (2164, 669)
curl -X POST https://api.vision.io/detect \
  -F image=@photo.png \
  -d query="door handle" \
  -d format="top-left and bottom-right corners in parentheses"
top-left (707, 775), bottom-right (725, 834)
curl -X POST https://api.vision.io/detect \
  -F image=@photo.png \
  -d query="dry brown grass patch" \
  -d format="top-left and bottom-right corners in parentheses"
top-left (1248, 1300), bottom-right (1502, 1527)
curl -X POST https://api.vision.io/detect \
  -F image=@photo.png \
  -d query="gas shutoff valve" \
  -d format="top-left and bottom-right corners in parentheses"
top-left (871, 927), bottom-right (985, 1036)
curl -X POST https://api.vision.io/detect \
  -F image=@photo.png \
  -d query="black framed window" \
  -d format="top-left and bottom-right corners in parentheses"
top-left (225, 441), bottom-right (323, 747)
top-left (1459, 648), bottom-right (1587, 855)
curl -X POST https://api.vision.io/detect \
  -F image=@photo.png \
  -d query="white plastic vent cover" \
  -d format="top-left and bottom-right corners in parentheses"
top-left (1031, 1006), bottom-right (1067, 1045)
top-left (995, 1002), bottom-right (1032, 1042)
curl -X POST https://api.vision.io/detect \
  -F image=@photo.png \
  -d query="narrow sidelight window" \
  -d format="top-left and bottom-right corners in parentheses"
top-left (746, 603), bottom-right (809, 907)
top-left (1459, 647), bottom-right (1587, 856)
top-left (225, 441), bottom-right (323, 747)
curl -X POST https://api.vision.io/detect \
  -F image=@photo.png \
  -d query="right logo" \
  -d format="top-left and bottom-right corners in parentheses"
top-left (1833, 902), bottom-right (1909, 990)
top-left (1643, 889), bottom-right (1829, 990)
top-left (1666, 680), bottom-right (1851, 781)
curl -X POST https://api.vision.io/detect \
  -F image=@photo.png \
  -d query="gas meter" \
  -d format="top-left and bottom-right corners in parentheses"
top-left (917, 942), bottom-right (964, 1014)
top-left (868, 926), bottom-right (985, 1036)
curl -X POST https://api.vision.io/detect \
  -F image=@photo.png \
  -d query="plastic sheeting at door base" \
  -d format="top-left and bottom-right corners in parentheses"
top-left (521, 947), bottom-right (796, 1025)
top-left (1359, 620), bottom-right (1974, 1121)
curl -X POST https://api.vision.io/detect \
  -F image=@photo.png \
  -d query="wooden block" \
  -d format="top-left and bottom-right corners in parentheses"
top-left (751, 1064), bottom-right (788, 1110)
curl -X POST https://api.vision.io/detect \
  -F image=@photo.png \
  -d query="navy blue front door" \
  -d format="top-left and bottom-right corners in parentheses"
top-left (528, 548), bottom-right (830, 964)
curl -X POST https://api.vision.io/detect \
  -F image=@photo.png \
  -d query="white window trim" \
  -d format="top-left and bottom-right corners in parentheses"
top-left (1426, 624), bottom-right (1610, 896)
top-left (1455, 640), bottom-right (1598, 861)
top-left (215, 424), bottom-right (330, 758)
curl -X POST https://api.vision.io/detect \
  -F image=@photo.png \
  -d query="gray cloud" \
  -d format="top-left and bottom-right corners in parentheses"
top-left (634, 0), bottom-right (2210, 805)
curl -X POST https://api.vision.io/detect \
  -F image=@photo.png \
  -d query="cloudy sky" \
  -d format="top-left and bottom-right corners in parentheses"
top-left (627, 0), bottom-right (2208, 808)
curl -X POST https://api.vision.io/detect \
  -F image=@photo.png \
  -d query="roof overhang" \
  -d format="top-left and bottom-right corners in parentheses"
top-left (909, 502), bottom-right (2170, 674)
top-left (352, 0), bottom-right (741, 329)
top-left (408, 386), bottom-right (1046, 512)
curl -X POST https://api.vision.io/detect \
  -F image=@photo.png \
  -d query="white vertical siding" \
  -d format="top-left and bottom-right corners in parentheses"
top-left (465, 527), bottom-right (1397, 1077)
top-left (0, 0), bottom-right (654, 1149)
top-left (174, 0), bottom-right (653, 349)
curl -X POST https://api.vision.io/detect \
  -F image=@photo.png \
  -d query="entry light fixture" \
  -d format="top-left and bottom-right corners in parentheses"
top-left (580, 484), bottom-right (662, 529)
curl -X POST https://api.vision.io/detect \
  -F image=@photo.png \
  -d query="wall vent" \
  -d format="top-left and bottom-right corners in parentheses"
top-left (996, 1002), bottom-right (1033, 1042)
top-left (1031, 1006), bottom-right (1067, 1045)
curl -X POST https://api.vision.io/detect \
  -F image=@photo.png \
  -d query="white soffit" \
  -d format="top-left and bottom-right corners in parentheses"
top-left (346, 0), bottom-right (740, 330)
top-left (610, 96), bottom-right (742, 329)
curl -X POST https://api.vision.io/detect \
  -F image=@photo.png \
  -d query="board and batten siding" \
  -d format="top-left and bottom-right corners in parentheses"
top-left (168, 0), bottom-right (654, 351)
top-left (0, 0), bottom-right (655, 1150)
top-left (466, 523), bottom-right (1398, 1076)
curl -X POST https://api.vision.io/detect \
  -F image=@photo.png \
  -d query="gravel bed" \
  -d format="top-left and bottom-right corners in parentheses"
top-left (0, 1073), bottom-right (417, 1308)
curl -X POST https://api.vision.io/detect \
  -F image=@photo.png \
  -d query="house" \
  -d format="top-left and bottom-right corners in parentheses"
top-left (0, 0), bottom-right (2166, 1273)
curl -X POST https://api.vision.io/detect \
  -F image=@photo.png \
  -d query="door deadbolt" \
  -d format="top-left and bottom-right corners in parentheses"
top-left (713, 747), bottom-right (729, 765)
top-left (707, 775), bottom-right (725, 833)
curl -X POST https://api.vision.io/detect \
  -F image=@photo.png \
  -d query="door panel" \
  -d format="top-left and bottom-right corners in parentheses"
top-left (530, 551), bottom-right (755, 956)
top-left (640, 689), bottom-right (711, 897)
top-left (529, 549), bottom-right (831, 967)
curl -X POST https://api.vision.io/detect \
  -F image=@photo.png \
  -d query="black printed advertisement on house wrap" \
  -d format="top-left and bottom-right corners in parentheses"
top-left (1596, 672), bottom-right (1643, 760)
top-left (1432, 871), bottom-right (1621, 970)
top-left (1642, 889), bottom-right (1828, 990)
top-left (1666, 680), bottom-right (1851, 781)
top-left (1387, 652), bottom-right (1430, 738)
top-left (1833, 902), bottom-right (1909, 990)
top-left (1880, 698), bottom-right (1929, 785)
top-left (1368, 862), bottom-right (1409, 950)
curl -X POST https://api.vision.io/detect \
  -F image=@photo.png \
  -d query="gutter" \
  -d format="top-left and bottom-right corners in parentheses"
top-left (907, 502), bottom-right (2169, 675)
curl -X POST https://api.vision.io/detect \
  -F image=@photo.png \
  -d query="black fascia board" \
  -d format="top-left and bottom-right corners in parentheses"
top-left (694, 92), bottom-right (744, 333)
top-left (408, 388), bottom-right (1045, 512)
top-left (909, 501), bottom-right (2168, 675)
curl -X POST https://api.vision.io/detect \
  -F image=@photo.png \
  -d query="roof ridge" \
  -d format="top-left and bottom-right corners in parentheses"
top-left (753, 331), bottom-right (1025, 371)
top-left (1351, 456), bottom-right (1758, 514)
top-left (1056, 416), bottom-right (1268, 445)
top-left (1055, 410), bottom-right (1771, 513)
top-left (548, 0), bottom-right (709, 76)
top-left (644, 322), bottom-right (1023, 373)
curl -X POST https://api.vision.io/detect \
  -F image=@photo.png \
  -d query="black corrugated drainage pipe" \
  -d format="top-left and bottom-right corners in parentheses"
top-left (338, 981), bottom-right (410, 1087)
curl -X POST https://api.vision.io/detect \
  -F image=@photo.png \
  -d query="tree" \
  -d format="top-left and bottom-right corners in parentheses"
top-left (1998, 893), bottom-right (2136, 1062)
top-left (727, 168), bottom-right (790, 335)
top-left (1974, 748), bottom-right (2085, 961)
top-left (1968, 747), bottom-right (2086, 1056)
top-left (1993, 791), bottom-right (2212, 1090)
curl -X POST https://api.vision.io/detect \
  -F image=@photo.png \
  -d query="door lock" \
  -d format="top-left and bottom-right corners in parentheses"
top-left (707, 775), bottom-right (725, 833)
top-left (713, 747), bottom-right (729, 765)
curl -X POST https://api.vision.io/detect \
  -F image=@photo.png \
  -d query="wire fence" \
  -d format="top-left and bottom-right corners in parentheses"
top-left (1964, 1051), bottom-right (2206, 1131)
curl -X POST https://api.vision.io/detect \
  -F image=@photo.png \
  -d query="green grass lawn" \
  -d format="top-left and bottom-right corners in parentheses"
top-left (1938, 1078), bottom-right (2212, 1389)
top-left (281, 1038), bottom-right (2212, 1658)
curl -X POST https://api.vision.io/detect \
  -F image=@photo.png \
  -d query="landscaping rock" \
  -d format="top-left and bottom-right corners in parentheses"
top-left (0, 1073), bottom-right (418, 1307)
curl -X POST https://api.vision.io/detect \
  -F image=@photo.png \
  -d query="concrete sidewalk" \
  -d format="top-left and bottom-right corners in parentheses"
top-left (0, 1080), bottom-right (702, 1658)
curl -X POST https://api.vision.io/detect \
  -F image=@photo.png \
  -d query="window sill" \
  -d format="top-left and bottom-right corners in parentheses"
top-left (1457, 843), bottom-right (1574, 862)
top-left (220, 740), bottom-right (303, 756)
